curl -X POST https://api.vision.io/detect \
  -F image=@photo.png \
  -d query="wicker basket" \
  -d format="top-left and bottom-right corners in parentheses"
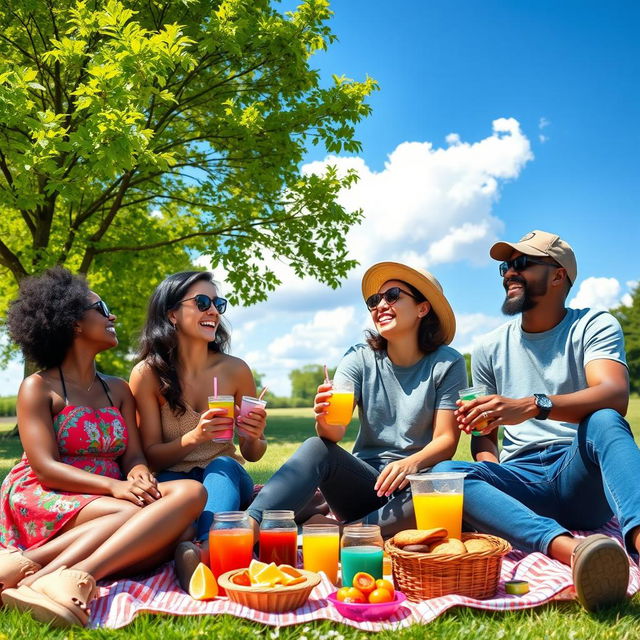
top-left (217, 569), bottom-right (321, 613)
top-left (385, 533), bottom-right (511, 602)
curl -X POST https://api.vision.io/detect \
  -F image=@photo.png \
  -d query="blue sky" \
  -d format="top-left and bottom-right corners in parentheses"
top-left (1, 1), bottom-right (638, 396)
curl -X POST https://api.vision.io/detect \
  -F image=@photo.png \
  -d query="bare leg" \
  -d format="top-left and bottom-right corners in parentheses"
top-left (22, 497), bottom-right (140, 570)
top-left (71, 480), bottom-right (205, 581)
top-left (548, 534), bottom-right (579, 566)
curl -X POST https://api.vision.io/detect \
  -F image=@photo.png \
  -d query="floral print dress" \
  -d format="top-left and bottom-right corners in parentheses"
top-left (0, 402), bottom-right (128, 550)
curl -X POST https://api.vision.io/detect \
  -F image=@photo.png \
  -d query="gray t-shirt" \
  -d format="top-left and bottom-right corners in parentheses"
top-left (472, 308), bottom-right (627, 462)
top-left (334, 343), bottom-right (468, 463)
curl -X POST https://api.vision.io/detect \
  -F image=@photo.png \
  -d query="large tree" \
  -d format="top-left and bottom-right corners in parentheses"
top-left (612, 284), bottom-right (640, 395)
top-left (0, 0), bottom-right (375, 375)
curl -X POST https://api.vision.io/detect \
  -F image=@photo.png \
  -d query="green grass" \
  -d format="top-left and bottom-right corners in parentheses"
top-left (1, 401), bottom-right (639, 637)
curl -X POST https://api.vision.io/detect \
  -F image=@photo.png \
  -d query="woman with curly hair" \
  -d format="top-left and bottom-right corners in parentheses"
top-left (130, 271), bottom-right (267, 590)
top-left (0, 267), bottom-right (205, 627)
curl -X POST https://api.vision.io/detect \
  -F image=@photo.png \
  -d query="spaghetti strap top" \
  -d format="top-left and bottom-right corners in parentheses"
top-left (58, 367), bottom-right (114, 407)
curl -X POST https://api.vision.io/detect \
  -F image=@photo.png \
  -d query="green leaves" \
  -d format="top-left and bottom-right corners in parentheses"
top-left (0, 0), bottom-right (376, 377)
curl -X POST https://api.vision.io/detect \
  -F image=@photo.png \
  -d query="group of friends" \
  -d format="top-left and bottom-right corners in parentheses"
top-left (0, 228), bottom-right (638, 627)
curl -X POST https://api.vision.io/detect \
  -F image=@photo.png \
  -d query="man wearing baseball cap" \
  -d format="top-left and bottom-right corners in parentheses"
top-left (434, 230), bottom-right (640, 612)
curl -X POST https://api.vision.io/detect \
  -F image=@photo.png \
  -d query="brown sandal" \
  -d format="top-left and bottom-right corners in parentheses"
top-left (0, 546), bottom-right (41, 592)
top-left (571, 534), bottom-right (630, 611)
top-left (1, 566), bottom-right (97, 627)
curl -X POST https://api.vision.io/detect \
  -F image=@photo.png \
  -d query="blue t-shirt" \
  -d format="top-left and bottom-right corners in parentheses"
top-left (472, 308), bottom-right (627, 462)
top-left (334, 343), bottom-right (468, 463)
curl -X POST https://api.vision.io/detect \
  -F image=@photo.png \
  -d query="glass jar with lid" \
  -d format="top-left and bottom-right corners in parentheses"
top-left (340, 524), bottom-right (383, 587)
top-left (209, 511), bottom-right (253, 585)
top-left (259, 509), bottom-right (298, 566)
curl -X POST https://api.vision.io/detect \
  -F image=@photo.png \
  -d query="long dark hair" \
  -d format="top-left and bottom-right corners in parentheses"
top-left (366, 281), bottom-right (445, 355)
top-left (138, 271), bottom-right (231, 415)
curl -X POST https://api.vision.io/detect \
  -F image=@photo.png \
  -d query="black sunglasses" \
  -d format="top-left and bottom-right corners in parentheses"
top-left (499, 255), bottom-right (561, 277)
top-left (365, 286), bottom-right (417, 311)
top-left (178, 294), bottom-right (227, 314)
top-left (85, 300), bottom-right (111, 318)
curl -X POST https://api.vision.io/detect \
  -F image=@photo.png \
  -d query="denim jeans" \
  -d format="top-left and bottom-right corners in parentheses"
top-left (434, 409), bottom-right (640, 554)
top-left (246, 437), bottom-right (416, 538)
top-left (156, 456), bottom-right (254, 542)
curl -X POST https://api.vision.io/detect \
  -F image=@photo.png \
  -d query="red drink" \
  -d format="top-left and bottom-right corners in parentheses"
top-left (209, 528), bottom-right (253, 594)
top-left (259, 529), bottom-right (298, 566)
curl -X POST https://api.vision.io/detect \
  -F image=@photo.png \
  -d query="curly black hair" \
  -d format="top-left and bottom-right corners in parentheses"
top-left (6, 266), bottom-right (91, 369)
top-left (138, 271), bottom-right (231, 416)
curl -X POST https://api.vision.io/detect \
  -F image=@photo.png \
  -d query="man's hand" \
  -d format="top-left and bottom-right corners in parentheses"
top-left (456, 395), bottom-right (537, 435)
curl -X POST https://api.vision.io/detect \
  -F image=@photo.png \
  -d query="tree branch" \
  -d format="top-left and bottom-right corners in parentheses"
top-left (0, 239), bottom-right (28, 280)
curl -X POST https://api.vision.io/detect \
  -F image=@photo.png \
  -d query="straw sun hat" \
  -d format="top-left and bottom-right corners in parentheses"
top-left (361, 262), bottom-right (456, 345)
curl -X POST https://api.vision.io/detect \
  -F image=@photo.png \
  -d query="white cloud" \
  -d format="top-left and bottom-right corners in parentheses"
top-left (0, 357), bottom-right (23, 397)
top-left (539, 117), bottom-right (551, 129)
top-left (205, 118), bottom-right (535, 394)
top-left (568, 277), bottom-right (626, 311)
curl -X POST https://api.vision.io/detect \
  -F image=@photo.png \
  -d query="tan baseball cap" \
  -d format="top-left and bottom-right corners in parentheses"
top-left (361, 262), bottom-right (456, 344)
top-left (490, 230), bottom-right (577, 284)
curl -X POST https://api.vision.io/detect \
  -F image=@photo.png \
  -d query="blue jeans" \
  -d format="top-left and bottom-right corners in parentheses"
top-left (156, 456), bottom-right (254, 542)
top-left (246, 437), bottom-right (416, 538)
top-left (434, 409), bottom-right (640, 555)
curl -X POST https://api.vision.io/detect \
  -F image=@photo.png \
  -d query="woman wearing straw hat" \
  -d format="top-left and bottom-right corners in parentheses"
top-left (247, 262), bottom-right (467, 537)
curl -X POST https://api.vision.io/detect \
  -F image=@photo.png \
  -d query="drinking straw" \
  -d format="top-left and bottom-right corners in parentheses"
top-left (258, 386), bottom-right (269, 401)
top-left (213, 376), bottom-right (218, 398)
top-left (323, 364), bottom-right (329, 383)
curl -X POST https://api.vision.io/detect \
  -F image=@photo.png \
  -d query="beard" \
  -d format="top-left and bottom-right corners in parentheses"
top-left (501, 276), bottom-right (548, 315)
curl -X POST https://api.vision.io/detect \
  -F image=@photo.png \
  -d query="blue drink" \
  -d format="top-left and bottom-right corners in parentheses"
top-left (341, 545), bottom-right (383, 587)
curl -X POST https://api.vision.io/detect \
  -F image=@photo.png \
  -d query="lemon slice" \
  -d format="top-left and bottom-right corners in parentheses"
top-left (188, 562), bottom-right (218, 600)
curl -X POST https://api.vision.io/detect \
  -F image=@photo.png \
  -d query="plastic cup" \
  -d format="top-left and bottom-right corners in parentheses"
top-left (458, 385), bottom-right (489, 435)
top-left (207, 394), bottom-right (235, 442)
top-left (407, 472), bottom-right (465, 539)
top-left (325, 379), bottom-right (355, 427)
top-left (237, 395), bottom-right (267, 437)
top-left (302, 523), bottom-right (340, 584)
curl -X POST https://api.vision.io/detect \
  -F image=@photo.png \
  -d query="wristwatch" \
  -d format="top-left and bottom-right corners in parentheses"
top-left (533, 393), bottom-right (553, 420)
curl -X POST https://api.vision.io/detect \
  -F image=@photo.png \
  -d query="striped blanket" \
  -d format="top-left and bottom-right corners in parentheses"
top-left (89, 521), bottom-right (640, 631)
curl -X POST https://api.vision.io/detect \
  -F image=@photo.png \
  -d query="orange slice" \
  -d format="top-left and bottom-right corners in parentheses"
top-left (188, 562), bottom-right (218, 600)
top-left (248, 559), bottom-right (268, 582)
top-left (278, 564), bottom-right (306, 586)
top-left (230, 569), bottom-right (251, 586)
top-left (253, 562), bottom-right (287, 587)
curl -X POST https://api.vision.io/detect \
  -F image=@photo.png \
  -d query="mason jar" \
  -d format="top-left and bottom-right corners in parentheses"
top-left (340, 524), bottom-right (384, 587)
top-left (259, 509), bottom-right (298, 566)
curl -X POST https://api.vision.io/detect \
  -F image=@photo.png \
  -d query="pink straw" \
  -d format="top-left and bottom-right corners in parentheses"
top-left (258, 386), bottom-right (268, 401)
top-left (323, 364), bottom-right (329, 383)
top-left (213, 376), bottom-right (218, 398)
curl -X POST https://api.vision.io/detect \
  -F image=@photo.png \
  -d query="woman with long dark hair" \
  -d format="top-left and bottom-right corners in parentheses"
top-left (247, 262), bottom-right (467, 537)
top-left (130, 271), bottom-right (267, 589)
top-left (0, 267), bottom-right (205, 627)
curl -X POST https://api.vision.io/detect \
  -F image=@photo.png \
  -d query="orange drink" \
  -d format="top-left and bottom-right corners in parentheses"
top-left (412, 493), bottom-right (464, 540)
top-left (207, 394), bottom-right (235, 442)
top-left (407, 472), bottom-right (466, 540)
top-left (325, 379), bottom-right (355, 427)
top-left (302, 523), bottom-right (340, 584)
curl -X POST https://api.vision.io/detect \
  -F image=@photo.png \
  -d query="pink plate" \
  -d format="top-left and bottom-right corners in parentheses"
top-left (327, 591), bottom-right (408, 621)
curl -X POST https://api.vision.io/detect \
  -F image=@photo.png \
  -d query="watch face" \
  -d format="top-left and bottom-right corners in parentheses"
top-left (536, 394), bottom-right (552, 409)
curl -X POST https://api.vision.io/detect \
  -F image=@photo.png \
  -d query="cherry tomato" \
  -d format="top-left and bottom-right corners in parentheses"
top-left (352, 571), bottom-right (376, 595)
top-left (375, 578), bottom-right (395, 597)
top-left (342, 587), bottom-right (366, 603)
top-left (368, 587), bottom-right (394, 603)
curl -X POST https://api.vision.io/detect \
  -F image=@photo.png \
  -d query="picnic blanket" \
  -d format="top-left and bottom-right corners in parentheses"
top-left (89, 521), bottom-right (640, 631)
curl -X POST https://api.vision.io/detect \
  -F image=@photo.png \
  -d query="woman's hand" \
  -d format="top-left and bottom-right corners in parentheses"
top-left (109, 476), bottom-right (160, 505)
top-left (236, 405), bottom-right (267, 440)
top-left (313, 383), bottom-right (333, 430)
top-left (189, 407), bottom-right (235, 444)
top-left (126, 464), bottom-right (162, 499)
top-left (374, 458), bottom-right (420, 497)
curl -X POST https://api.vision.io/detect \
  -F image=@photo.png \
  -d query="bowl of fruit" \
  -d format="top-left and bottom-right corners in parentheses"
top-left (218, 560), bottom-right (321, 613)
top-left (328, 572), bottom-right (407, 621)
